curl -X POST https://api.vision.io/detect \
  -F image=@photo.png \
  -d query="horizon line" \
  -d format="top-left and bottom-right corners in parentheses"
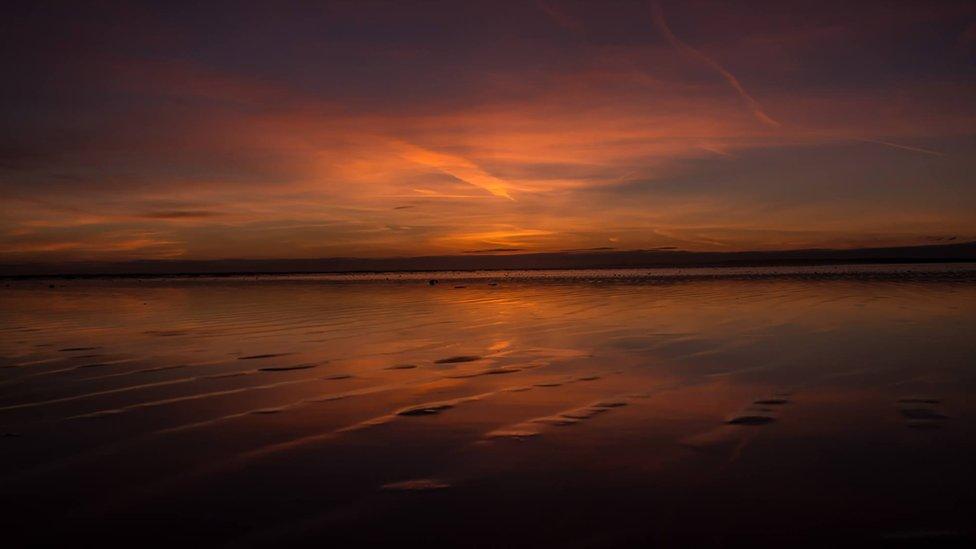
top-left (3, 241), bottom-right (975, 278)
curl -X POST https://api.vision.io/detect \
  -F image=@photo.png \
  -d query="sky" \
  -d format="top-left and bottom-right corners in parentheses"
top-left (2, 0), bottom-right (975, 263)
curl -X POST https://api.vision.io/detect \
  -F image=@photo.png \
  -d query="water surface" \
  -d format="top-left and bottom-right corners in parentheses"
top-left (2, 265), bottom-right (976, 546)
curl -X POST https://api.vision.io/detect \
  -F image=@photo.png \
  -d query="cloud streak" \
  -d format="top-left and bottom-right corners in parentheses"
top-left (139, 210), bottom-right (224, 220)
top-left (396, 143), bottom-right (516, 200)
top-left (859, 139), bottom-right (946, 157)
top-left (537, 0), bottom-right (583, 32)
top-left (651, 2), bottom-right (781, 128)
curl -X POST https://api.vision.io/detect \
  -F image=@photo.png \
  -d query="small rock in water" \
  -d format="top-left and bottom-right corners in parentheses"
top-left (205, 372), bottom-right (249, 379)
top-left (386, 364), bottom-right (417, 370)
top-left (726, 414), bottom-right (776, 425)
top-left (381, 479), bottom-right (450, 492)
top-left (434, 355), bottom-right (482, 364)
top-left (484, 367), bottom-right (520, 375)
top-left (259, 363), bottom-right (317, 372)
top-left (754, 398), bottom-right (789, 405)
top-left (899, 408), bottom-right (948, 421)
top-left (897, 397), bottom-right (941, 405)
top-left (453, 285), bottom-right (466, 289)
top-left (239, 353), bottom-right (292, 360)
top-left (322, 374), bottom-right (353, 380)
top-left (397, 403), bottom-right (455, 416)
top-left (428, 279), bottom-right (439, 286)
top-left (593, 400), bottom-right (628, 408)
top-left (560, 407), bottom-right (608, 420)
top-left (531, 416), bottom-right (581, 426)
top-left (445, 371), bottom-right (482, 379)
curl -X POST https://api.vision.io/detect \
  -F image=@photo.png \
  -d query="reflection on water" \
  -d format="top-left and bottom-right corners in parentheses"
top-left (2, 266), bottom-right (976, 546)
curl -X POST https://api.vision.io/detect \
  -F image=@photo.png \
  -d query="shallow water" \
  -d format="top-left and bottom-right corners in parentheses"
top-left (2, 265), bottom-right (976, 547)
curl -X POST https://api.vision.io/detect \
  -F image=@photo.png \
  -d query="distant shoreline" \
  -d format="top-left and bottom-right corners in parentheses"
top-left (3, 261), bottom-right (976, 283)
top-left (2, 241), bottom-right (975, 279)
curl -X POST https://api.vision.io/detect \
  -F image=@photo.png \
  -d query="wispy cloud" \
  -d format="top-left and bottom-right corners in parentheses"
top-left (2, 1), bottom-right (974, 261)
top-left (397, 143), bottom-right (515, 200)
top-left (462, 247), bottom-right (527, 254)
top-left (139, 210), bottom-right (223, 219)
top-left (859, 139), bottom-right (946, 157)
top-left (651, 2), bottom-right (781, 128)
top-left (537, 0), bottom-right (583, 32)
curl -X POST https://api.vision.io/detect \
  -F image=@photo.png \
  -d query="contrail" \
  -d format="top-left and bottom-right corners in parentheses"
top-left (537, 0), bottom-right (582, 32)
top-left (651, 2), bottom-right (780, 128)
top-left (859, 138), bottom-right (946, 157)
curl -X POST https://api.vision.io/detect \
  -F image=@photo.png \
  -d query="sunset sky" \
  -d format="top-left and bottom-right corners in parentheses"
top-left (2, 0), bottom-right (975, 262)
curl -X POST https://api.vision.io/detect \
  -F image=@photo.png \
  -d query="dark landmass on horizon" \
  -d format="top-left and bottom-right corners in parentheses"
top-left (2, 242), bottom-right (975, 278)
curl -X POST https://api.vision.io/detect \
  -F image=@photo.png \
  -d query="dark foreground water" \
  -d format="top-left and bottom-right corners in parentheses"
top-left (2, 265), bottom-right (976, 547)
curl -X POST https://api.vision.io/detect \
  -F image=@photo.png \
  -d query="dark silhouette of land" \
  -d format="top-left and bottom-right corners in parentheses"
top-left (2, 241), bottom-right (975, 277)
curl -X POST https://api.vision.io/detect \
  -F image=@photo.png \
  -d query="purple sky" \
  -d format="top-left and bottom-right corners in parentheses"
top-left (2, 0), bottom-right (975, 262)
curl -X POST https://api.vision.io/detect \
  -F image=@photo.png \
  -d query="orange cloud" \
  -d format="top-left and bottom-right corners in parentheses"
top-left (395, 142), bottom-right (515, 200)
top-left (3, 1), bottom-right (975, 263)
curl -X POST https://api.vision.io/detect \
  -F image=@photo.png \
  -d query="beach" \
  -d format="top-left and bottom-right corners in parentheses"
top-left (2, 265), bottom-right (976, 546)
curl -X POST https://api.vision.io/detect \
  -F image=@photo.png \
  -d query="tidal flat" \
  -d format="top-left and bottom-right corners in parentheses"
top-left (2, 265), bottom-right (975, 547)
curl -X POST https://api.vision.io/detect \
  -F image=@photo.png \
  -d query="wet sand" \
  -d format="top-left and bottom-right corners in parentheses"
top-left (2, 265), bottom-right (976, 547)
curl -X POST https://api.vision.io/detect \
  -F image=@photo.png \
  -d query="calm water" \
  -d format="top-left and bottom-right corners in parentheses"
top-left (2, 265), bottom-right (976, 547)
